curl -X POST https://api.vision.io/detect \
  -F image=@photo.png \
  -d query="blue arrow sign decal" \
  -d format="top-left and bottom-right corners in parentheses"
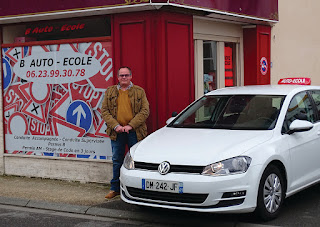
top-left (66, 100), bottom-right (92, 132)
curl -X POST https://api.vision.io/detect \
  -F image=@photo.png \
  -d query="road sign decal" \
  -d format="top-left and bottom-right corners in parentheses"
top-left (66, 100), bottom-right (93, 132)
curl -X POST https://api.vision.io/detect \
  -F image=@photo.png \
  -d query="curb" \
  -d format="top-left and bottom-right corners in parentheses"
top-left (0, 196), bottom-right (278, 227)
top-left (0, 196), bottom-right (150, 221)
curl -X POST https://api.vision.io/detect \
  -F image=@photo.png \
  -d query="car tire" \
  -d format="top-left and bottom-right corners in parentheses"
top-left (255, 165), bottom-right (285, 221)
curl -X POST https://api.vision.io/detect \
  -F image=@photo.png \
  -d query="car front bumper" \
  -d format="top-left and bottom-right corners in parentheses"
top-left (120, 164), bottom-right (262, 213)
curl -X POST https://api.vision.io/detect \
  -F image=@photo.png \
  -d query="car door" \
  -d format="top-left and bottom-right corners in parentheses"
top-left (282, 91), bottom-right (320, 191)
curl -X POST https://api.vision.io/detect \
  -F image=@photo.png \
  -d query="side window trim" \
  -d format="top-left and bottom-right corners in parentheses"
top-left (307, 90), bottom-right (320, 122)
top-left (281, 91), bottom-right (316, 134)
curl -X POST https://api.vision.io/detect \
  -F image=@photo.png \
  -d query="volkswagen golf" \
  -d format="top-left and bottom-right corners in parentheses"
top-left (120, 85), bottom-right (320, 220)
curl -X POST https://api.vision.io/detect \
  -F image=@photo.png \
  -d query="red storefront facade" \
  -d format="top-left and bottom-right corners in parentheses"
top-left (0, 1), bottom-right (278, 182)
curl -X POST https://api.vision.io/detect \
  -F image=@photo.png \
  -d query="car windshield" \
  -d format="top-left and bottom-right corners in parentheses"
top-left (169, 95), bottom-right (285, 130)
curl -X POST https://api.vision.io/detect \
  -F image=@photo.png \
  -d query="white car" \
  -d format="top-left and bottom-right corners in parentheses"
top-left (120, 85), bottom-right (320, 220)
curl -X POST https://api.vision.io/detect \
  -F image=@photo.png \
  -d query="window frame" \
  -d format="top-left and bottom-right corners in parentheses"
top-left (281, 90), bottom-right (320, 134)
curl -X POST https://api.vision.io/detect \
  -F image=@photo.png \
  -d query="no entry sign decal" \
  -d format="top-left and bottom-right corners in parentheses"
top-left (2, 41), bottom-right (113, 159)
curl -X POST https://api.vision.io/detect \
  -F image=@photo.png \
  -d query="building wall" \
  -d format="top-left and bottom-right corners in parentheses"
top-left (271, 0), bottom-right (320, 85)
top-left (0, 11), bottom-right (194, 183)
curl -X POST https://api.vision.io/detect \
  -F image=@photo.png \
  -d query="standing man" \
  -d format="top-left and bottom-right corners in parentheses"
top-left (101, 66), bottom-right (149, 199)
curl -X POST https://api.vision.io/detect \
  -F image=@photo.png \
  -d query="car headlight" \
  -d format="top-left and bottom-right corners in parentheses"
top-left (202, 156), bottom-right (251, 176)
top-left (123, 152), bottom-right (135, 170)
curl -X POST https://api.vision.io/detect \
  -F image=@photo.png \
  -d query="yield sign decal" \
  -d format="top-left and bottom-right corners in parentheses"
top-left (4, 101), bottom-right (19, 123)
top-left (51, 116), bottom-right (86, 137)
top-left (52, 85), bottom-right (67, 101)
top-left (4, 46), bottom-right (29, 63)
top-left (18, 82), bottom-right (32, 100)
top-left (95, 121), bottom-right (109, 138)
top-left (49, 92), bottom-right (71, 120)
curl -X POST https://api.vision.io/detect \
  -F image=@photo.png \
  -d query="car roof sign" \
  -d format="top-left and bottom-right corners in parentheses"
top-left (278, 77), bottom-right (311, 85)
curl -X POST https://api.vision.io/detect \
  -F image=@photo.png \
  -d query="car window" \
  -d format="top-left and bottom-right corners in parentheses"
top-left (282, 91), bottom-right (315, 133)
top-left (309, 90), bottom-right (320, 121)
top-left (169, 95), bottom-right (284, 130)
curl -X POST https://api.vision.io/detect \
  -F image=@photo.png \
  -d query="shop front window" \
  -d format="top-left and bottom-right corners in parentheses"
top-left (203, 41), bottom-right (217, 94)
top-left (2, 17), bottom-right (113, 160)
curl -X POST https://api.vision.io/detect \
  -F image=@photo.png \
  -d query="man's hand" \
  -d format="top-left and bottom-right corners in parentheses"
top-left (115, 126), bottom-right (124, 133)
top-left (123, 125), bottom-right (133, 133)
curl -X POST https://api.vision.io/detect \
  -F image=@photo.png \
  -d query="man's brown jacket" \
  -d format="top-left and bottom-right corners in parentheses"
top-left (101, 85), bottom-right (149, 141)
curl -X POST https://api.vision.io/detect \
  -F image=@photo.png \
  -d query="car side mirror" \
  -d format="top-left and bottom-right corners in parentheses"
top-left (166, 117), bottom-right (176, 125)
top-left (288, 119), bottom-right (313, 135)
top-left (166, 112), bottom-right (178, 125)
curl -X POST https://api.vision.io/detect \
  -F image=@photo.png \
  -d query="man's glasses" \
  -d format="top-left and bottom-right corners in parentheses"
top-left (118, 74), bottom-right (131, 78)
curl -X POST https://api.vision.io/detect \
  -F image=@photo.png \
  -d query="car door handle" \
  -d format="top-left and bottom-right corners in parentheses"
top-left (317, 131), bottom-right (320, 136)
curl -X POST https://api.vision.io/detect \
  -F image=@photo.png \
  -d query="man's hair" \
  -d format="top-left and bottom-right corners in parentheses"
top-left (118, 66), bottom-right (132, 76)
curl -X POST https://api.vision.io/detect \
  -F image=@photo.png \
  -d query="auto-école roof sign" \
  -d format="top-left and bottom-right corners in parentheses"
top-left (278, 77), bottom-right (311, 85)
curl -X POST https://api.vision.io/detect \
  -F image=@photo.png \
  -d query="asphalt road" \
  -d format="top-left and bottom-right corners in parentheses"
top-left (0, 175), bottom-right (320, 226)
top-left (0, 204), bottom-right (165, 227)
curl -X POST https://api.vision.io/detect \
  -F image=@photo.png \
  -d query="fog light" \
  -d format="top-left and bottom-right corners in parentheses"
top-left (222, 190), bottom-right (246, 198)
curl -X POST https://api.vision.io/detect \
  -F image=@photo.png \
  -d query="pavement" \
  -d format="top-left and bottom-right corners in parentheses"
top-left (0, 175), bottom-right (278, 227)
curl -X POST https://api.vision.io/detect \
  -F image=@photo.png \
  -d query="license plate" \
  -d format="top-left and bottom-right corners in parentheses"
top-left (142, 179), bottom-right (183, 193)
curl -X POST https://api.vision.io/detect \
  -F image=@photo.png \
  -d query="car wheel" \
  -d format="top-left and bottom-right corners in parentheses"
top-left (255, 165), bottom-right (285, 221)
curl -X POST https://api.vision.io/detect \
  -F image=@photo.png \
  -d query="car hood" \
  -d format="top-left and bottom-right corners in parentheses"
top-left (131, 127), bottom-right (274, 166)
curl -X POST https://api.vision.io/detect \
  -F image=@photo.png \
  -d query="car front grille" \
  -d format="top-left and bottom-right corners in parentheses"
top-left (126, 187), bottom-right (208, 204)
top-left (134, 162), bottom-right (204, 174)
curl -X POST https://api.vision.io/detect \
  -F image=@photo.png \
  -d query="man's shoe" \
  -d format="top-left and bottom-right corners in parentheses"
top-left (105, 190), bottom-right (120, 199)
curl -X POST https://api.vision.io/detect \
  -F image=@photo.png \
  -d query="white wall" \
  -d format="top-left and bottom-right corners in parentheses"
top-left (271, 0), bottom-right (320, 85)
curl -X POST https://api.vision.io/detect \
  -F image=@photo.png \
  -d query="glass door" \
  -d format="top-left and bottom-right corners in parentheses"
top-left (203, 41), bottom-right (217, 94)
top-left (195, 39), bottom-right (240, 98)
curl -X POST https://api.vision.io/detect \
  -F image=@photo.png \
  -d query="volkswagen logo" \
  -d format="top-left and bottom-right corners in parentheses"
top-left (158, 161), bottom-right (170, 175)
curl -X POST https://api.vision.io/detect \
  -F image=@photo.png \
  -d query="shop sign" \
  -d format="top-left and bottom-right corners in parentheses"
top-left (278, 78), bottom-right (311, 85)
top-left (22, 18), bottom-right (111, 41)
top-left (3, 41), bottom-right (113, 159)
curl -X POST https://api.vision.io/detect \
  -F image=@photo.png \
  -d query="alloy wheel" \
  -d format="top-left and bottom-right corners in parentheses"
top-left (263, 173), bottom-right (282, 213)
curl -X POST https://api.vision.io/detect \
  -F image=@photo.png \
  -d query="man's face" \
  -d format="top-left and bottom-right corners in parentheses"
top-left (118, 68), bottom-right (132, 88)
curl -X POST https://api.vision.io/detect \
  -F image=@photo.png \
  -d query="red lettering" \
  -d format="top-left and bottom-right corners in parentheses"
top-left (61, 24), bottom-right (67, 31)
top-left (61, 23), bottom-right (85, 32)
top-left (25, 28), bottom-right (31, 35)
top-left (32, 27), bottom-right (39, 34)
